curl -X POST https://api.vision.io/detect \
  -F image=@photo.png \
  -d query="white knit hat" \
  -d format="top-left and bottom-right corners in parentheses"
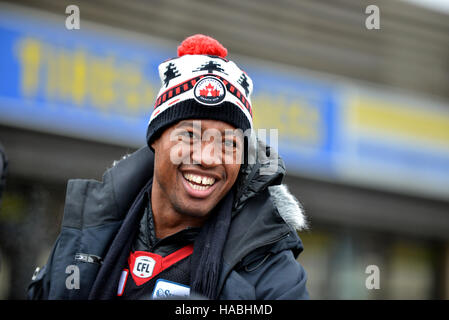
top-left (146, 34), bottom-right (254, 145)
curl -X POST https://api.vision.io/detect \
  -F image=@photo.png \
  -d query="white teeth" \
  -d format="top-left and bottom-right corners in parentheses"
top-left (183, 173), bottom-right (215, 186)
top-left (194, 175), bottom-right (202, 184)
top-left (201, 176), bottom-right (215, 185)
top-left (187, 181), bottom-right (209, 191)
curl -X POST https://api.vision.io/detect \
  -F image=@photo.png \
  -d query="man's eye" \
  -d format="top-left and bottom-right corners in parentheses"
top-left (179, 131), bottom-right (198, 140)
top-left (223, 140), bottom-right (236, 148)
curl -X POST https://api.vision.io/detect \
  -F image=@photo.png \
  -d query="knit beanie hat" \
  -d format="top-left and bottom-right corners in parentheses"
top-left (146, 34), bottom-right (254, 146)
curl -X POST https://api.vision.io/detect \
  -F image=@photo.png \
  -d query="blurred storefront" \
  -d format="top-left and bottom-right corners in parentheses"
top-left (0, 1), bottom-right (448, 299)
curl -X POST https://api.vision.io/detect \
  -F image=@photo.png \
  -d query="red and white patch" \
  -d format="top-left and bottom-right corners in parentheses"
top-left (127, 244), bottom-right (194, 287)
top-left (193, 76), bottom-right (226, 105)
top-left (133, 256), bottom-right (156, 279)
top-left (129, 252), bottom-right (161, 286)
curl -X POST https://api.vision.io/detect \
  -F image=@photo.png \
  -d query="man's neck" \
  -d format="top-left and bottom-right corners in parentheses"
top-left (151, 183), bottom-right (207, 239)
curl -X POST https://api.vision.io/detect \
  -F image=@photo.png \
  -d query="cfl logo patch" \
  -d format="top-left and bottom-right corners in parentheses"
top-left (133, 256), bottom-right (156, 278)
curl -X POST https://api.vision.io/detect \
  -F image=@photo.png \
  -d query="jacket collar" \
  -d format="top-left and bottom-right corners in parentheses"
top-left (234, 139), bottom-right (307, 231)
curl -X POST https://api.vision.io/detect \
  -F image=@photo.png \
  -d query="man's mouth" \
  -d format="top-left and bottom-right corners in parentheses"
top-left (182, 173), bottom-right (216, 191)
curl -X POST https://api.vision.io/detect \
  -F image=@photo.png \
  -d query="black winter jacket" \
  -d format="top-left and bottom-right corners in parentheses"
top-left (27, 141), bottom-right (309, 300)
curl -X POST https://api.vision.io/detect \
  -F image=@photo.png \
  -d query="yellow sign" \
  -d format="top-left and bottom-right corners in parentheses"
top-left (17, 37), bottom-right (156, 116)
top-left (252, 93), bottom-right (324, 148)
top-left (347, 95), bottom-right (449, 149)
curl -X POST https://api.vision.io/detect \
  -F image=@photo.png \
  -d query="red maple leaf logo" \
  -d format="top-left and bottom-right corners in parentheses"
top-left (211, 88), bottom-right (220, 97)
top-left (199, 83), bottom-right (220, 97)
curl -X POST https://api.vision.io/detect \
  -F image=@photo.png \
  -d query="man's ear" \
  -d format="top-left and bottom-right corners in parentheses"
top-left (150, 136), bottom-right (160, 151)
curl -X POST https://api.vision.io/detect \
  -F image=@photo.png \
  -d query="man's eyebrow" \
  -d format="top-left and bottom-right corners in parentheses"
top-left (175, 120), bottom-right (195, 128)
top-left (223, 134), bottom-right (238, 140)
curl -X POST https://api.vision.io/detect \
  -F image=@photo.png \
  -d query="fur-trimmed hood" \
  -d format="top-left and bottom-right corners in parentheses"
top-left (268, 184), bottom-right (308, 231)
top-left (217, 140), bottom-right (308, 295)
top-left (234, 139), bottom-right (307, 232)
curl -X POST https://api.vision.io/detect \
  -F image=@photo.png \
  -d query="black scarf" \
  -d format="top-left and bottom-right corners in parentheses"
top-left (88, 180), bottom-right (234, 300)
top-left (190, 189), bottom-right (234, 299)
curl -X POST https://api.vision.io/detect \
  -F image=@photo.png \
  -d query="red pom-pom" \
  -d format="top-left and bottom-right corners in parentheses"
top-left (177, 34), bottom-right (228, 58)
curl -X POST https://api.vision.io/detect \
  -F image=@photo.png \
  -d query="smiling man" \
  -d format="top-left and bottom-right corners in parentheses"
top-left (151, 119), bottom-right (242, 233)
top-left (27, 35), bottom-right (309, 300)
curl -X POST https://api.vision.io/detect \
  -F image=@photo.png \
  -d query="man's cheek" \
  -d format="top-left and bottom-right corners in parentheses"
top-left (169, 141), bottom-right (191, 165)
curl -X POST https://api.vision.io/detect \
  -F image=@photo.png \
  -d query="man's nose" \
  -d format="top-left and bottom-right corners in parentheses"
top-left (191, 140), bottom-right (222, 167)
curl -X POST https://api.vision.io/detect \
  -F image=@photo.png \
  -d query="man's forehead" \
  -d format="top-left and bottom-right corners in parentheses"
top-left (174, 119), bottom-right (238, 131)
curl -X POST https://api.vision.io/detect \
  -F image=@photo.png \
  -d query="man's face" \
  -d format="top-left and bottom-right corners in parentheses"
top-left (151, 119), bottom-right (243, 220)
